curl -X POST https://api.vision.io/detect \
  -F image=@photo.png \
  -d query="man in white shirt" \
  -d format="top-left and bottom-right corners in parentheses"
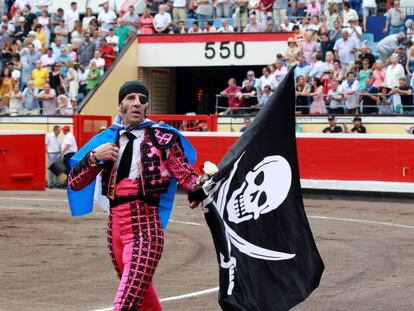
top-left (244, 14), bottom-right (263, 33)
top-left (64, 2), bottom-right (80, 32)
top-left (339, 71), bottom-right (360, 114)
top-left (258, 66), bottom-right (278, 93)
top-left (309, 52), bottom-right (324, 78)
top-left (61, 125), bottom-right (78, 176)
top-left (342, 1), bottom-right (359, 27)
top-left (90, 50), bottom-right (106, 74)
top-left (46, 125), bottom-right (62, 188)
top-left (153, 4), bottom-right (172, 34)
top-left (279, 16), bottom-right (295, 32)
top-left (333, 29), bottom-right (357, 70)
top-left (98, 2), bottom-right (117, 33)
top-left (377, 32), bottom-right (405, 60)
top-left (348, 18), bottom-right (362, 47)
top-left (106, 28), bottom-right (119, 52)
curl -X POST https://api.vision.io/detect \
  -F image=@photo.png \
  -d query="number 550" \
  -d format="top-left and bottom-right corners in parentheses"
top-left (204, 42), bottom-right (245, 60)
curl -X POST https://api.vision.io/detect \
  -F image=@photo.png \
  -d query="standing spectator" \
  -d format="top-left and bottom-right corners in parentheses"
top-left (358, 43), bottom-right (376, 68)
top-left (325, 3), bottom-right (340, 30)
top-left (329, 20), bottom-right (343, 42)
top-left (22, 80), bottom-right (40, 115)
top-left (322, 115), bottom-right (343, 133)
top-left (50, 36), bottom-right (65, 58)
top-left (90, 51), bottom-right (105, 74)
top-left (0, 67), bottom-right (14, 109)
top-left (295, 75), bottom-right (309, 114)
top-left (61, 125), bottom-right (78, 177)
top-left (377, 33), bottom-right (406, 61)
top-left (38, 9), bottom-right (51, 47)
top-left (153, 4), bottom-right (172, 34)
top-left (309, 52), bottom-right (325, 78)
top-left (53, 19), bottom-right (69, 46)
top-left (244, 14), bottom-right (264, 32)
top-left (172, 0), bottom-right (187, 22)
top-left (77, 63), bottom-right (88, 98)
top-left (99, 37), bottom-right (116, 70)
top-left (90, 29), bottom-right (103, 50)
top-left (45, 125), bottom-right (62, 188)
top-left (339, 71), bottom-right (360, 114)
top-left (34, 24), bottom-right (47, 53)
top-left (360, 75), bottom-right (379, 113)
top-left (242, 70), bottom-right (259, 88)
top-left (139, 8), bottom-right (155, 34)
top-left (358, 59), bottom-right (371, 90)
top-left (70, 20), bottom-right (84, 47)
top-left (273, 0), bottom-right (288, 30)
top-left (273, 59), bottom-right (288, 84)
top-left (237, 79), bottom-right (258, 113)
top-left (86, 61), bottom-right (102, 91)
top-left (306, 0), bottom-right (321, 17)
top-left (32, 60), bottom-right (48, 90)
top-left (383, 0), bottom-right (405, 35)
top-left (50, 8), bottom-right (64, 42)
top-left (64, 2), bottom-right (80, 33)
top-left (320, 33), bottom-right (335, 61)
top-left (309, 77), bottom-right (327, 114)
top-left (38, 83), bottom-right (57, 115)
top-left (300, 31), bottom-right (319, 65)
top-left (77, 35), bottom-right (96, 66)
top-left (362, 0), bottom-right (377, 32)
top-left (342, 1), bottom-right (359, 28)
top-left (258, 66), bottom-right (278, 92)
top-left (105, 28), bottom-right (119, 53)
top-left (220, 78), bottom-right (243, 115)
top-left (377, 85), bottom-right (394, 114)
top-left (348, 18), bottom-right (362, 47)
top-left (66, 61), bottom-right (79, 110)
top-left (7, 85), bottom-right (24, 115)
top-left (326, 79), bottom-right (344, 114)
top-left (195, 0), bottom-right (213, 29)
top-left (13, 16), bottom-right (27, 42)
top-left (115, 19), bottom-right (131, 51)
top-left (216, 0), bottom-right (231, 18)
top-left (390, 77), bottom-right (414, 114)
top-left (23, 5), bottom-right (37, 36)
top-left (257, 84), bottom-right (273, 107)
top-left (257, 0), bottom-right (273, 24)
top-left (22, 43), bottom-right (41, 82)
top-left (123, 5), bottom-right (139, 33)
top-left (372, 60), bottom-right (386, 88)
top-left (56, 47), bottom-right (71, 78)
top-left (284, 37), bottom-right (299, 60)
top-left (234, 0), bottom-right (249, 32)
top-left (294, 56), bottom-right (311, 80)
top-left (98, 2), bottom-right (117, 34)
top-left (217, 19), bottom-right (234, 32)
top-left (82, 8), bottom-right (96, 32)
top-left (385, 54), bottom-right (405, 88)
top-left (40, 47), bottom-right (55, 72)
top-left (56, 85), bottom-right (72, 115)
top-left (333, 29), bottom-right (357, 70)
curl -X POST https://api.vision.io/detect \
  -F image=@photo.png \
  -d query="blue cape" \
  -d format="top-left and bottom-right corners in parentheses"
top-left (66, 124), bottom-right (196, 229)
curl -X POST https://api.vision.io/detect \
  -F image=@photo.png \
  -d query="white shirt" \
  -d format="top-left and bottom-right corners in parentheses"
top-left (106, 34), bottom-right (119, 52)
top-left (46, 133), bottom-right (61, 153)
top-left (363, 0), bottom-right (377, 8)
top-left (115, 129), bottom-right (145, 180)
top-left (378, 34), bottom-right (400, 55)
top-left (309, 60), bottom-right (325, 78)
top-left (64, 9), bottom-right (80, 32)
top-left (15, 0), bottom-right (30, 11)
top-left (90, 57), bottom-right (105, 74)
top-left (343, 8), bottom-right (359, 27)
top-left (258, 75), bottom-right (278, 91)
top-left (153, 12), bottom-right (172, 29)
top-left (339, 79), bottom-right (360, 109)
top-left (173, 0), bottom-right (187, 7)
top-left (98, 9), bottom-right (117, 32)
top-left (279, 22), bottom-right (295, 32)
top-left (385, 63), bottom-right (405, 88)
top-left (62, 132), bottom-right (78, 155)
top-left (334, 37), bottom-right (357, 65)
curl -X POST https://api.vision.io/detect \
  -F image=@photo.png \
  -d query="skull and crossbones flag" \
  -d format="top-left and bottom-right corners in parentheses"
top-left (199, 70), bottom-right (324, 311)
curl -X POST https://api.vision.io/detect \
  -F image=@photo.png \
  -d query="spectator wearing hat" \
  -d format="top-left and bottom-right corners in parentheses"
top-left (323, 115), bottom-right (343, 133)
top-left (334, 28), bottom-right (357, 70)
top-left (377, 84), bottom-right (394, 114)
top-left (344, 117), bottom-right (366, 133)
top-left (326, 79), bottom-right (344, 114)
top-left (284, 38), bottom-right (300, 60)
top-left (384, 0), bottom-right (405, 35)
top-left (360, 75), bottom-right (379, 114)
top-left (13, 16), bottom-right (26, 42)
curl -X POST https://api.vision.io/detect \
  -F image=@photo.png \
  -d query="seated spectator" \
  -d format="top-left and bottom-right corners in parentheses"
top-left (377, 32), bottom-right (405, 61)
top-left (171, 21), bottom-right (187, 34)
top-left (70, 20), bottom-right (84, 47)
top-left (325, 2), bottom-right (340, 29)
top-left (344, 116), bottom-right (367, 133)
top-left (203, 21), bottom-right (217, 33)
top-left (309, 52), bottom-right (324, 79)
top-left (257, 85), bottom-right (273, 108)
top-left (50, 36), bottom-right (65, 58)
top-left (309, 77), bottom-right (327, 115)
top-left (240, 117), bottom-right (251, 132)
top-left (86, 61), bottom-right (102, 91)
top-left (308, 15), bottom-right (321, 32)
top-left (14, 16), bottom-right (26, 42)
top-left (273, 60), bottom-right (288, 84)
top-left (348, 17), bottom-right (362, 46)
top-left (244, 14), bottom-right (263, 33)
top-left (279, 16), bottom-right (295, 32)
top-left (153, 4), bottom-right (172, 34)
top-left (22, 80), bottom-right (40, 115)
top-left (7, 84), bottom-right (24, 115)
top-left (139, 8), bottom-right (155, 34)
top-left (38, 83), bottom-right (57, 115)
top-left (26, 31), bottom-right (42, 52)
top-left (320, 33), bottom-right (335, 61)
top-left (237, 78), bottom-right (258, 113)
top-left (263, 16), bottom-right (275, 32)
top-left (188, 22), bottom-right (202, 33)
top-left (50, 8), bottom-right (64, 41)
top-left (307, 0), bottom-right (321, 17)
top-left (220, 78), bottom-right (243, 115)
top-left (360, 75), bottom-right (379, 114)
top-left (284, 38), bottom-right (299, 60)
top-left (332, 60), bottom-right (344, 82)
top-left (292, 25), bottom-right (304, 41)
top-left (383, 0), bottom-right (405, 35)
top-left (106, 28), bottom-right (120, 53)
top-left (339, 71), bottom-right (360, 114)
top-left (358, 43), bottom-right (376, 68)
top-left (377, 85), bottom-right (393, 114)
top-left (326, 79), bottom-right (344, 114)
top-left (217, 19), bottom-right (234, 32)
top-left (322, 115), bottom-right (343, 133)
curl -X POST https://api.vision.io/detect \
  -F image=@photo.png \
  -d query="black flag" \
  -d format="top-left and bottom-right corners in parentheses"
top-left (200, 70), bottom-right (324, 311)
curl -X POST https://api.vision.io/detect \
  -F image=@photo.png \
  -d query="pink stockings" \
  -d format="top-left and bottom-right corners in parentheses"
top-left (108, 200), bottom-right (164, 311)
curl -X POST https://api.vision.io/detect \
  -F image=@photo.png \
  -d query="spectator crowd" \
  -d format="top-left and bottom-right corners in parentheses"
top-left (0, 1), bottom-right (136, 116)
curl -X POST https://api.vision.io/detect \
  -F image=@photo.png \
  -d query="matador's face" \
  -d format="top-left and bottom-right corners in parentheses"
top-left (119, 93), bottom-right (149, 126)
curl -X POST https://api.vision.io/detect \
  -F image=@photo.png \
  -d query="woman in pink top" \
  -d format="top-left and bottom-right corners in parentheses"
top-left (139, 8), bottom-right (155, 35)
top-left (372, 60), bottom-right (386, 88)
top-left (309, 77), bottom-right (327, 115)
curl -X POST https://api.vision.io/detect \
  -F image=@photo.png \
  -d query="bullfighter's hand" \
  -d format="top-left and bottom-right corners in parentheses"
top-left (93, 143), bottom-right (119, 162)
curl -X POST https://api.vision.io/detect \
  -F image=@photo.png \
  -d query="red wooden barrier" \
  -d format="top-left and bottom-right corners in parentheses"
top-left (0, 132), bottom-right (45, 190)
top-left (148, 114), bottom-right (218, 132)
top-left (185, 133), bottom-right (414, 185)
top-left (73, 114), bottom-right (112, 147)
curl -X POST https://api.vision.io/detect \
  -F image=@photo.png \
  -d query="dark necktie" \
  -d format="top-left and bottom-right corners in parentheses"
top-left (116, 132), bottom-right (136, 183)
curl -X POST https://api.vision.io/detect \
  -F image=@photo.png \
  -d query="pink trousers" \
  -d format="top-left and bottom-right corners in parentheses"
top-left (107, 193), bottom-right (164, 311)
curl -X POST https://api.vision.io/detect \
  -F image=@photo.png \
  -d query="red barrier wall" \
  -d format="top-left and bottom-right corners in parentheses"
top-left (186, 133), bottom-right (414, 184)
top-left (0, 132), bottom-right (46, 190)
